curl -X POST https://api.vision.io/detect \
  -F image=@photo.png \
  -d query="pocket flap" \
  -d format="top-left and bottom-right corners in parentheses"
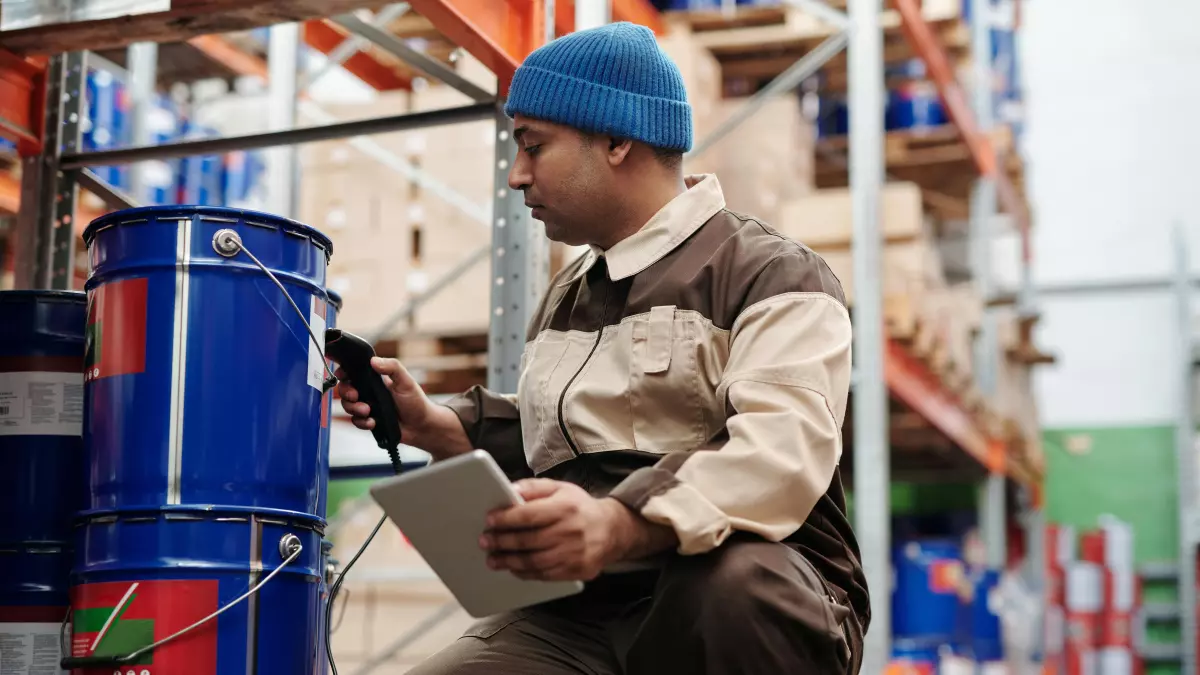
top-left (644, 305), bottom-right (675, 374)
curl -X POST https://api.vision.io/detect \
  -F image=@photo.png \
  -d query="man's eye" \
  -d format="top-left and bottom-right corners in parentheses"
top-left (524, 145), bottom-right (540, 156)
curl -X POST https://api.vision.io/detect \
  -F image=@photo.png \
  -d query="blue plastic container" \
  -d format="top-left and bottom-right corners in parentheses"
top-left (887, 83), bottom-right (947, 131)
top-left (71, 507), bottom-right (324, 673)
top-left (143, 97), bottom-right (182, 206)
top-left (81, 205), bottom-right (334, 515)
top-left (892, 539), bottom-right (964, 642)
top-left (84, 68), bottom-right (131, 193)
top-left (891, 638), bottom-right (941, 673)
top-left (0, 290), bottom-right (88, 622)
top-left (177, 124), bottom-right (226, 206)
top-left (970, 569), bottom-right (1004, 661)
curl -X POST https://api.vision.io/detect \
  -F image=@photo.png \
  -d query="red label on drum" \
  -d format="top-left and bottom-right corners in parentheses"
top-left (70, 579), bottom-right (218, 674)
top-left (85, 278), bottom-right (148, 382)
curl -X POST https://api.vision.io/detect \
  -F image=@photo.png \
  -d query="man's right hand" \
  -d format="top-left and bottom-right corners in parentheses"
top-left (335, 357), bottom-right (473, 458)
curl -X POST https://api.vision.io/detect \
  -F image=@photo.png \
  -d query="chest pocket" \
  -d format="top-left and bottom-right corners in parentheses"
top-left (628, 305), bottom-right (720, 454)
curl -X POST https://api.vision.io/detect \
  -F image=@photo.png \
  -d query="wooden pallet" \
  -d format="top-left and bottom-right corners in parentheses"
top-left (814, 124), bottom-right (1027, 222)
top-left (664, 0), bottom-right (969, 95)
top-left (376, 330), bottom-right (488, 395)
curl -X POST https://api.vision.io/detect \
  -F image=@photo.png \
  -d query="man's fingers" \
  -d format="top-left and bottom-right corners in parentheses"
top-left (342, 401), bottom-right (371, 419)
top-left (482, 525), bottom-right (563, 553)
top-left (337, 383), bottom-right (359, 403)
top-left (487, 548), bottom-right (565, 575)
top-left (511, 478), bottom-right (565, 502)
top-left (352, 417), bottom-right (375, 431)
top-left (487, 498), bottom-right (567, 531)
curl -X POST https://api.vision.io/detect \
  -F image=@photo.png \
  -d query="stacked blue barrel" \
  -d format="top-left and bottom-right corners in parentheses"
top-left (50, 204), bottom-right (339, 673)
top-left (0, 291), bottom-right (89, 665)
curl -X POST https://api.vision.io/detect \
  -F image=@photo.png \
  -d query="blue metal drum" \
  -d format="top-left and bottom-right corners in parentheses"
top-left (891, 539), bottom-right (964, 643)
top-left (315, 539), bottom-right (336, 675)
top-left (71, 508), bottom-right (324, 674)
top-left (72, 205), bottom-right (333, 674)
top-left (316, 289), bottom-right (343, 520)
top-left (82, 205), bottom-right (334, 514)
top-left (0, 291), bottom-right (87, 630)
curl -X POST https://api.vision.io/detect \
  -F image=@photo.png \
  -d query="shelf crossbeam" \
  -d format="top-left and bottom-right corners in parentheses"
top-left (406, 0), bottom-right (547, 96)
top-left (57, 102), bottom-right (495, 168)
top-left (330, 13), bottom-right (493, 101)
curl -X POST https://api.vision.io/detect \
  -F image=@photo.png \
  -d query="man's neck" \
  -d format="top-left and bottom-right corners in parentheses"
top-left (597, 173), bottom-right (688, 250)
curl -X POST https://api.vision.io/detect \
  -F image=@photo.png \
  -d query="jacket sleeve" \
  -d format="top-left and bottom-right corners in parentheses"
top-left (442, 387), bottom-right (534, 481)
top-left (608, 251), bottom-right (852, 555)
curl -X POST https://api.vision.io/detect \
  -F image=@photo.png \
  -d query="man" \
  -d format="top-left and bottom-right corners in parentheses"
top-left (337, 20), bottom-right (869, 675)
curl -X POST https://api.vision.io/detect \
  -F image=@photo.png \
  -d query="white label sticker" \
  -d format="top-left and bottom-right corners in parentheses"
top-left (308, 297), bottom-right (328, 392)
top-left (0, 622), bottom-right (67, 675)
top-left (0, 372), bottom-right (84, 437)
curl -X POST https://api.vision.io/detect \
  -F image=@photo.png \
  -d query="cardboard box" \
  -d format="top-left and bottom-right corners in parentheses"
top-left (778, 182), bottom-right (927, 248)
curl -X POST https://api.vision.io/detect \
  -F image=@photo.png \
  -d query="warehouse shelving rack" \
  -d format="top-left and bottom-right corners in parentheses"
top-left (0, 0), bottom-right (1043, 670)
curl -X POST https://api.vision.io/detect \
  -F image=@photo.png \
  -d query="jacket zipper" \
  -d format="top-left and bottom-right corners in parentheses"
top-left (556, 285), bottom-right (610, 458)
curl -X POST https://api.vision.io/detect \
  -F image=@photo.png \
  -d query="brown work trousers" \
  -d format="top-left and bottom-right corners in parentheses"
top-left (406, 537), bottom-right (864, 675)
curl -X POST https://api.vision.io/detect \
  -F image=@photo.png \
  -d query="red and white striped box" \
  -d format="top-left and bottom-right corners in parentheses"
top-left (1064, 561), bottom-right (1103, 675)
top-left (1079, 521), bottom-right (1143, 675)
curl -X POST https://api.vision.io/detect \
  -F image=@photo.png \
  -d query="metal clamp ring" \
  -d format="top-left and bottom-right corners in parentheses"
top-left (213, 229), bottom-right (243, 258)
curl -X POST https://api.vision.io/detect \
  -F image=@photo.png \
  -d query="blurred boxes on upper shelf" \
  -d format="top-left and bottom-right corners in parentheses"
top-left (297, 54), bottom-right (497, 339)
top-left (1, 0), bottom-right (168, 30)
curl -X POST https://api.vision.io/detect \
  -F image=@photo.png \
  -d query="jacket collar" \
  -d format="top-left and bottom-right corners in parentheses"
top-left (558, 174), bottom-right (726, 287)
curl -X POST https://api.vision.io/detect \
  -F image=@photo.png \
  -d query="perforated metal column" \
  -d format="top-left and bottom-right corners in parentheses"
top-left (488, 107), bottom-right (549, 393)
top-left (13, 52), bottom-right (86, 290)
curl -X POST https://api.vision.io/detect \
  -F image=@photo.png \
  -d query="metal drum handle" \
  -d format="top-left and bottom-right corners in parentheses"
top-left (60, 534), bottom-right (304, 670)
top-left (212, 228), bottom-right (338, 391)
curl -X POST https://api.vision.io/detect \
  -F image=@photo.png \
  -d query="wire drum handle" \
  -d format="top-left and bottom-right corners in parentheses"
top-left (59, 534), bottom-right (304, 670)
top-left (211, 228), bottom-right (339, 392)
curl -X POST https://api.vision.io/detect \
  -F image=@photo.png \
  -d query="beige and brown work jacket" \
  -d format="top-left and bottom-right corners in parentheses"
top-left (445, 173), bottom-right (870, 630)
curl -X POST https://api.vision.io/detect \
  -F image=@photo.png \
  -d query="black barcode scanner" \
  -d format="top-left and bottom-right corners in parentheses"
top-left (324, 329), bottom-right (404, 473)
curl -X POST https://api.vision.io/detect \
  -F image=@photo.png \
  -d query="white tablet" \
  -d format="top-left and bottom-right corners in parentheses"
top-left (367, 450), bottom-right (585, 618)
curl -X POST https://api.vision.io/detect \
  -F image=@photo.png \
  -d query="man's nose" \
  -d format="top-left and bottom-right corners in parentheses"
top-left (508, 152), bottom-right (531, 192)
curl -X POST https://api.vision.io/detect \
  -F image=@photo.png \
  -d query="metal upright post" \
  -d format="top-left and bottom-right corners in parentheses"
top-left (576, 0), bottom-right (611, 28)
top-left (1174, 222), bottom-right (1197, 675)
top-left (486, 3), bottom-right (553, 392)
top-left (968, 0), bottom-right (1007, 573)
top-left (126, 42), bottom-right (158, 205)
top-left (488, 109), bottom-right (549, 393)
top-left (12, 52), bottom-right (86, 290)
top-left (267, 23), bottom-right (301, 218)
top-left (847, 0), bottom-right (889, 670)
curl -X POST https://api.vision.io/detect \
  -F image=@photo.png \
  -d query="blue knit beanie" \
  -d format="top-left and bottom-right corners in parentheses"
top-left (504, 22), bottom-right (693, 152)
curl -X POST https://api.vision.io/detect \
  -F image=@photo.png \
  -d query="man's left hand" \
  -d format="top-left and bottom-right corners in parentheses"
top-left (479, 479), bottom-right (644, 581)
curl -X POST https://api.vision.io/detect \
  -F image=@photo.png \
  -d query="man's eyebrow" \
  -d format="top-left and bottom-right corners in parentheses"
top-left (514, 125), bottom-right (529, 142)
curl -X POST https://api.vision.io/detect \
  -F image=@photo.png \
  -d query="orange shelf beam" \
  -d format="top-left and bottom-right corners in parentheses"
top-left (891, 0), bottom-right (1031, 258)
top-left (406, 0), bottom-right (547, 96)
top-left (884, 339), bottom-right (1010, 478)
top-left (187, 35), bottom-right (269, 81)
top-left (0, 170), bottom-right (19, 214)
top-left (302, 20), bottom-right (413, 91)
top-left (0, 50), bottom-right (45, 155)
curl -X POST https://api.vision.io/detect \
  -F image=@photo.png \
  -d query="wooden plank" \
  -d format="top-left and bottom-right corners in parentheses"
top-left (0, 0), bottom-right (390, 55)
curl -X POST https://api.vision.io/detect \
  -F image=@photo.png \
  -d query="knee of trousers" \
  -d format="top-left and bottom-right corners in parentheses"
top-left (656, 539), bottom-right (852, 646)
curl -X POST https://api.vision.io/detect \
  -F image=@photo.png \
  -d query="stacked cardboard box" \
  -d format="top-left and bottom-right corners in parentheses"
top-left (297, 55), bottom-right (498, 339)
top-left (774, 181), bottom-right (975, 360)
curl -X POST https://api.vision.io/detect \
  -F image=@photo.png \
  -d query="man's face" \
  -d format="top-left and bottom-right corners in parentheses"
top-left (507, 115), bottom-right (611, 246)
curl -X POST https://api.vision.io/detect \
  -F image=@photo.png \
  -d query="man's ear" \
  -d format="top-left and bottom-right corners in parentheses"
top-left (605, 137), bottom-right (634, 166)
